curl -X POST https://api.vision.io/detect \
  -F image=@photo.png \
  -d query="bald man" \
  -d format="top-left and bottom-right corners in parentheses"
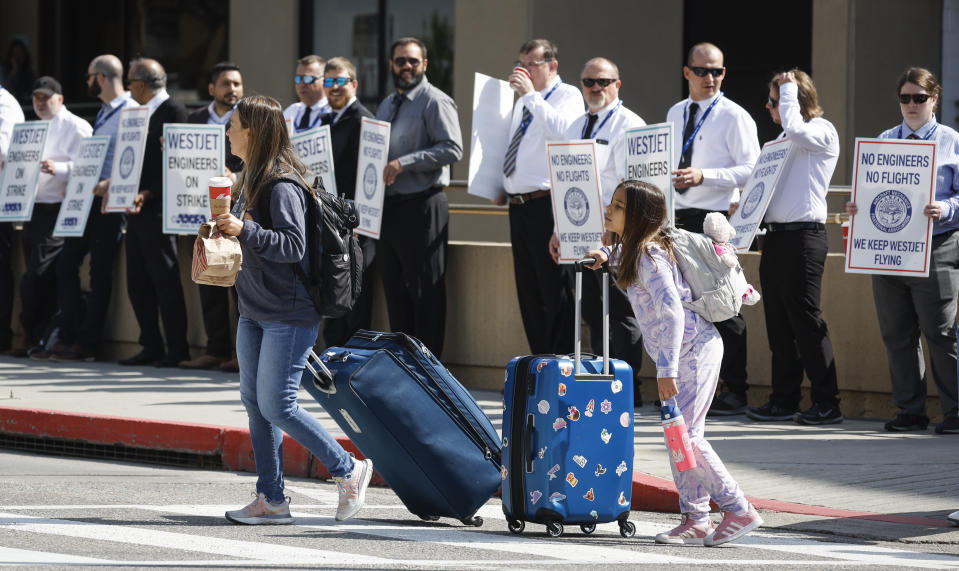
top-left (116, 57), bottom-right (191, 367)
top-left (47, 55), bottom-right (134, 362)
top-left (666, 43), bottom-right (760, 416)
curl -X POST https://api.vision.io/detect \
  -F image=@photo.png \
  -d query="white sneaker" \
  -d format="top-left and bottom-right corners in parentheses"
top-left (654, 514), bottom-right (716, 545)
top-left (335, 458), bottom-right (373, 521)
top-left (225, 492), bottom-right (293, 525)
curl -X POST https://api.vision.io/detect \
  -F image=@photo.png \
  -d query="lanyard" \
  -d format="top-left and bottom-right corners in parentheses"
top-left (94, 99), bottom-right (128, 132)
top-left (295, 106), bottom-right (324, 133)
top-left (516, 82), bottom-right (560, 137)
top-left (582, 100), bottom-right (621, 139)
top-left (898, 123), bottom-right (938, 140)
top-left (680, 92), bottom-right (723, 158)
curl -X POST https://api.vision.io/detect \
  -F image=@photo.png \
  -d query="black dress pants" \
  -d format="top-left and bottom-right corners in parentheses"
top-left (580, 267), bottom-right (644, 379)
top-left (674, 207), bottom-right (749, 394)
top-left (378, 189), bottom-right (448, 358)
top-left (19, 203), bottom-right (64, 344)
top-left (124, 209), bottom-right (189, 358)
top-left (508, 196), bottom-right (574, 355)
top-left (197, 283), bottom-right (238, 358)
top-left (56, 197), bottom-right (123, 349)
top-left (759, 228), bottom-right (838, 408)
top-left (0, 222), bottom-right (13, 350)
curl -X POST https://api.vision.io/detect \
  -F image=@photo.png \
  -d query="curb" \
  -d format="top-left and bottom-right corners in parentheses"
top-left (1, 407), bottom-right (951, 528)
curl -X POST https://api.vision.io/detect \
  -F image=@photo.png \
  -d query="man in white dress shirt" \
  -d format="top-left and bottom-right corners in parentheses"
top-left (499, 39), bottom-right (583, 355)
top-left (10, 77), bottom-right (92, 356)
top-left (552, 57), bottom-right (646, 404)
top-left (667, 42), bottom-right (760, 415)
top-left (0, 77), bottom-right (25, 354)
top-left (283, 55), bottom-right (331, 134)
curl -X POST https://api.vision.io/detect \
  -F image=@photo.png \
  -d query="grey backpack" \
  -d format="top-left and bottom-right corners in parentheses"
top-left (666, 226), bottom-right (748, 322)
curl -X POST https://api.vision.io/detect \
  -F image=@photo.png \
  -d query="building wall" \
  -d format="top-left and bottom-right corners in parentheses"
top-left (229, 0), bottom-right (300, 107)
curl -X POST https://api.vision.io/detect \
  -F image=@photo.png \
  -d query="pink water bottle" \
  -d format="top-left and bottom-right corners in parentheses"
top-left (661, 400), bottom-right (697, 472)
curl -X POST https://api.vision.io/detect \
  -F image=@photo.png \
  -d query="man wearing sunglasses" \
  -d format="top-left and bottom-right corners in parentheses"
top-left (552, 56), bottom-right (646, 406)
top-left (666, 42), bottom-right (760, 417)
top-left (282, 55), bottom-right (331, 134)
top-left (499, 38), bottom-right (583, 358)
top-left (319, 57), bottom-right (376, 349)
top-left (373, 37), bottom-right (462, 359)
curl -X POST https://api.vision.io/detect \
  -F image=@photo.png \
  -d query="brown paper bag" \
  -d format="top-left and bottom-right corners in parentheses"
top-left (191, 222), bottom-right (242, 286)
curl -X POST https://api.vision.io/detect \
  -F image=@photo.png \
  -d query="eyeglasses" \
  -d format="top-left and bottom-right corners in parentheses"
top-left (86, 72), bottom-right (100, 80)
top-left (294, 74), bottom-right (320, 85)
top-left (689, 66), bottom-right (725, 78)
top-left (392, 57), bottom-right (421, 67)
top-left (581, 77), bottom-right (617, 88)
top-left (323, 77), bottom-right (352, 88)
top-left (899, 93), bottom-right (931, 105)
top-left (514, 59), bottom-right (552, 70)
top-left (767, 96), bottom-right (778, 108)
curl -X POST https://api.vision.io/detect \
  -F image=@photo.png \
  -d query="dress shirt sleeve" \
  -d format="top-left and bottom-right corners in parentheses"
top-left (396, 95), bottom-right (463, 171)
top-left (610, 112), bottom-right (647, 193)
top-left (937, 137), bottom-right (959, 224)
top-left (637, 248), bottom-right (684, 378)
top-left (779, 83), bottom-right (836, 153)
top-left (700, 109), bottom-right (760, 190)
top-left (54, 117), bottom-right (94, 182)
top-left (522, 86), bottom-right (583, 139)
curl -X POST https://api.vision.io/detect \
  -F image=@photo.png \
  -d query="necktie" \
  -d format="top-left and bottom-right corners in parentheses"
top-left (503, 106), bottom-right (531, 177)
top-left (320, 112), bottom-right (336, 126)
top-left (298, 107), bottom-right (312, 131)
top-left (388, 95), bottom-right (405, 122)
top-left (907, 133), bottom-right (920, 140)
top-left (679, 102), bottom-right (699, 169)
top-left (583, 113), bottom-right (599, 139)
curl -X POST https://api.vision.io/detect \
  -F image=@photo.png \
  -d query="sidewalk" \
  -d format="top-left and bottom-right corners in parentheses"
top-left (1, 355), bottom-right (957, 541)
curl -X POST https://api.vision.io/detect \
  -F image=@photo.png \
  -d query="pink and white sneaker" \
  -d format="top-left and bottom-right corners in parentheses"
top-left (654, 514), bottom-right (716, 545)
top-left (704, 504), bottom-right (763, 546)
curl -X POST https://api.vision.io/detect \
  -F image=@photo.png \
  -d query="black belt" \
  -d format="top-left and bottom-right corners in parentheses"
top-left (507, 189), bottom-right (550, 205)
top-left (765, 222), bottom-right (825, 232)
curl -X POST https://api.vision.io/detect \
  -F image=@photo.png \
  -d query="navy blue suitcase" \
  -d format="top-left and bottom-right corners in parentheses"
top-left (302, 330), bottom-right (502, 526)
top-left (501, 262), bottom-right (636, 538)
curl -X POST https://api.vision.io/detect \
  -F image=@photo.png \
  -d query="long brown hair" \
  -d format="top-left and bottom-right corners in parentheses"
top-left (232, 95), bottom-right (312, 212)
top-left (610, 180), bottom-right (673, 290)
top-left (770, 68), bottom-right (823, 121)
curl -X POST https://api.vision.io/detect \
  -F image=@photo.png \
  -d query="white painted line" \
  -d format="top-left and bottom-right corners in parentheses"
top-left (0, 546), bottom-right (109, 565)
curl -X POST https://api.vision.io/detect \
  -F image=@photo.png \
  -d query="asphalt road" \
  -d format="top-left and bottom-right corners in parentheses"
top-left (1, 450), bottom-right (957, 569)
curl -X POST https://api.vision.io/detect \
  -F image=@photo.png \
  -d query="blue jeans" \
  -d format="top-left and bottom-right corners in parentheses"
top-left (237, 316), bottom-right (353, 502)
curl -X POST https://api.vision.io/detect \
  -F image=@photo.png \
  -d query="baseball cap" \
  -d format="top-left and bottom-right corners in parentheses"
top-left (32, 76), bottom-right (62, 96)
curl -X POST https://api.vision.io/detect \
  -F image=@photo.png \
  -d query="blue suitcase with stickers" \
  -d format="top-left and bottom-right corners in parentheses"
top-left (303, 330), bottom-right (502, 526)
top-left (501, 261), bottom-right (636, 538)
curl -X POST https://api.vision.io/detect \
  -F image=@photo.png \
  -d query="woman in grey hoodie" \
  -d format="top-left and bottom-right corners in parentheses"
top-left (214, 94), bottom-right (372, 525)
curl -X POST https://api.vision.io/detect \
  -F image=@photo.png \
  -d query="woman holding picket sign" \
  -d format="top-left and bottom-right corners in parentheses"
top-left (214, 94), bottom-right (373, 525)
top-left (845, 68), bottom-right (959, 435)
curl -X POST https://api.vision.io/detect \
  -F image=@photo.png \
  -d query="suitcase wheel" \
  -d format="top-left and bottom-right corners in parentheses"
top-left (461, 515), bottom-right (483, 527)
top-left (545, 521), bottom-right (564, 538)
top-left (507, 519), bottom-right (525, 534)
top-left (619, 520), bottom-right (636, 538)
top-left (580, 523), bottom-right (596, 535)
top-left (416, 514), bottom-right (440, 522)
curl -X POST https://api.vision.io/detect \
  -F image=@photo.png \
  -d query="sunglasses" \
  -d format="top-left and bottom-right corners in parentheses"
top-left (392, 57), bottom-right (421, 67)
top-left (767, 96), bottom-right (778, 108)
top-left (689, 66), bottom-right (724, 78)
top-left (899, 93), bottom-right (931, 104)
top-left (323, 77), bottom-right (352, 88)
top-left (294, 74), bottom-right (319, 85)
top-left (581, 77), bottom-right (617, 88)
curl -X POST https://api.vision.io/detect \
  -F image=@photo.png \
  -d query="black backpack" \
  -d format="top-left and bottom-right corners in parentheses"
top-left (261, 176), bottom-right (363, 318)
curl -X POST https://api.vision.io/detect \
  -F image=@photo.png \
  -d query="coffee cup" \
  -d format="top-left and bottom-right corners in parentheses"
top-left (512, 66), bottom-right (531, 80)
top-left (208, 176), bottom-right (233, 218)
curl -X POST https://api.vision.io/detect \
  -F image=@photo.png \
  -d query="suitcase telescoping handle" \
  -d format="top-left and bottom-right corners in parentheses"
top-left (306, 349), bottom-right (336, 394)
top-left (574, 258), bottom-right (611, 377)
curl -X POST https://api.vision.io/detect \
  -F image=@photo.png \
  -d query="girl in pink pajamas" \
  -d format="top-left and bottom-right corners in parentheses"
top-left (589, 180), bottom-right (762, 546)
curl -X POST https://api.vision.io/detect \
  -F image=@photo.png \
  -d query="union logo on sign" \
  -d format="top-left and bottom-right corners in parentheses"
top-left (870, 189), bottom-right (912, 233)
top-left (362, 163), bottom-right (378, 200)
top-left (118, 146), bottom-right (135, 179)
top-left (564, 186), bottom-right (589, 227)
top-left (741, 182), bottom-right (764, 219)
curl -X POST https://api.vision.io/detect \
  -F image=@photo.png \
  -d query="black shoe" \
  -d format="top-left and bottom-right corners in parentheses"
top-left (708, 391), bottom-right (748, 417)
top-left (935, 415), bottom-right (959, 434)
top-left (795, 403), bottom-right (843, 425)
top-left (746, 402), bottom-right (797, 421)
top-left (118, 350), bottom-right (165, 366)
top-left (154, 355), bottom-right (190, 368)
top-left (884, 413), bottom-right (929, 432)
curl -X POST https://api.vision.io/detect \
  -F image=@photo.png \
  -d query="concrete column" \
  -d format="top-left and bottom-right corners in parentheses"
top-left (229, 0), bottom-right (299, 107)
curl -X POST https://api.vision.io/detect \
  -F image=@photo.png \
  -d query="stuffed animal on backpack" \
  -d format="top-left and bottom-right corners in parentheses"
top-left (702, 213), bottom-right (761, 306)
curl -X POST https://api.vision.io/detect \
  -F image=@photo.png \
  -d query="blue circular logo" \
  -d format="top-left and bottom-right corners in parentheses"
top-left (741, 182), bottom-right (764, 219)
top-left (362, 163), bottom-right (378, 200)
top-left (870, 190), bottom-right (912, 233)
top-left (118, 146), bottom-right (135, 179)
top-left (564, 187), bottom-right (590, 227)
